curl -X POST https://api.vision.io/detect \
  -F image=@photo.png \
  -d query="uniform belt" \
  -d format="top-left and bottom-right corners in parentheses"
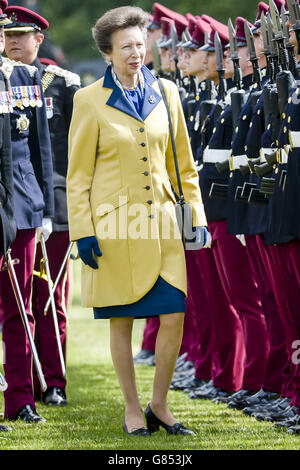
top-left (289, 131), bottom-right (300, 148)
top-left (278, 146), bottom-right (289, 164)
top-left (260, 148), bottom-right (274, 163)
top-left (203, 148), bottom-right (230, 164)
top-left (229, 154), bottom-right (248, 170)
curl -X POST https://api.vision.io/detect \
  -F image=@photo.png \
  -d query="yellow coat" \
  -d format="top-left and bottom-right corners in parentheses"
top-left (67, 66), bottom-right (207, 308)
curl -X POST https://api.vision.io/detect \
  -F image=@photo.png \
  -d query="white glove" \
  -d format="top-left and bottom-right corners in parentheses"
top-left (203, 230), bottom-right (212, 248)
top-left (236, 234), bottom-right (246, 247)
top-left (36, 218), bottom-right (53, 243)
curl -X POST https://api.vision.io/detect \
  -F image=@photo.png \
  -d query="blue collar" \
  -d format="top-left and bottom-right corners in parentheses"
top-left (103, 65), bottom-right (162, 122)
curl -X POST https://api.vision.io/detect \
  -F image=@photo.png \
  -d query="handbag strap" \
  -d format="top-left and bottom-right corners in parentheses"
top-left (157, 78), bottom-right (185, 202)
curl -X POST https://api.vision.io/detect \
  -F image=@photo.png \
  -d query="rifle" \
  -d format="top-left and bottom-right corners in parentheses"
top-left (270, 0), bottom-right (289, 71)
top-left (228, 18), bottom-right (247, 131)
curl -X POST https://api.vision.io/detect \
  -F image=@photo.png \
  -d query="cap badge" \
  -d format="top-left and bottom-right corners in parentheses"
top-left (9, 12), bottom-right (17, 22)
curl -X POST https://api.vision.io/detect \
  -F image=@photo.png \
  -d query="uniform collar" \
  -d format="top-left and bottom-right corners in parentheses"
top-left (103, 65), bottom-right (161, 122)
top-left (31, 57), bottom-right (43, 72)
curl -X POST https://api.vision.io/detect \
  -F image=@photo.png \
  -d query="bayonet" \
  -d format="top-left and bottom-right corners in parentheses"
top-left (270, 0), bottom-right (284, 40)
top-left (228, 18), bottom-right (238, 60)
top-left (184, 26), bottom-right (192, 42)
top-left (286, 0), bottom-right (300, 54)
top-left (170, 23), bottom-right (179, 62)
top-left (281, 5), bottom-right (298, 77)
top-left (261, 12), bottom-right (271, 55)
top-left (269, 0), bottom-right (289, 70)
top-left (261, 12), bottom-right (274, 81)
top-left (151, 39), bottom-right (162, 75)
top-left (214, 32), bottom-right (227, 101)
top-left (267, 14), bottom-right (281, 76)
top-left (244, 21), bottom-right (262, 89)
top-left (228, 18), bottom-right (243, 89)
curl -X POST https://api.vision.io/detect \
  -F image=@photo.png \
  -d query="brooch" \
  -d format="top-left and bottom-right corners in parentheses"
top-left (148, 95), bottom-right (156, 104)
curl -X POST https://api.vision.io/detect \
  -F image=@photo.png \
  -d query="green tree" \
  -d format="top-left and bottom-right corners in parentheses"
top-left (38, 0), bottom-right (258, 63)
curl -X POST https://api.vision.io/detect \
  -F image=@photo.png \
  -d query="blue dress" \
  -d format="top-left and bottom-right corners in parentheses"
top-left (93, 84), bottom-right (186, 320)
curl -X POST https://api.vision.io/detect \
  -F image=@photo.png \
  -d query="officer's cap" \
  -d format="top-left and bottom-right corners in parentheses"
top-left (252, 2), bottom-right (269, 34)
top-left (182, 17), bottom-right (211, 49)
top-left (157, 16), bottom-right (174, 47)
top-left (199, 18), bottom-right (229, 52)
top-left (147, 2), bottom-right (182, 30)
top-left (4, 5), bottom-right (49, 33)
top-left (235, 17), bottom-right (255, 47)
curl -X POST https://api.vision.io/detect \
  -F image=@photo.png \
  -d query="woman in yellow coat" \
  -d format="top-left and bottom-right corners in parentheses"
top-left (67, 6), bottom-right (207, 436)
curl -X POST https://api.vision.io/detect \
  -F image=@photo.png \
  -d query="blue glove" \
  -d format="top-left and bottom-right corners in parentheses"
top-left (77, 236), bottom-right (102, 269)
top-left (185, 226), bottom-right (210, 251)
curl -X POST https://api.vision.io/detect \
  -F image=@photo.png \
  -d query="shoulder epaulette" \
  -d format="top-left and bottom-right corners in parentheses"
top-left (44, 64), bottom-right (81, 87)
top-left (1, 57), bottom-right (37, 78)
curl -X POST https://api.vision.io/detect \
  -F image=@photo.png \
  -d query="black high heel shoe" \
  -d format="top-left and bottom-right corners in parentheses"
top-left (144, 404), bottom-right (196, 435)
top-left (123, 421), bottom-right (151, 436)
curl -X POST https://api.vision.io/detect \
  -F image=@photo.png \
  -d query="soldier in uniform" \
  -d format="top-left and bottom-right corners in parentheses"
top-left (0, 7), bottom-right (54, 423)
top-left (190, 17), bottom-right (272, 402)
top-left (4, 5), bottom-right (81, 407)
top-left (0, 0), bottom-right (16, 433)
top-left (224, 9), bottom-right (287, 410)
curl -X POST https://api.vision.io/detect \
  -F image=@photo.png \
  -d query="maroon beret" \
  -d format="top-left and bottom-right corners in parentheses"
top-left (4, 5), bottom-right (49, 33)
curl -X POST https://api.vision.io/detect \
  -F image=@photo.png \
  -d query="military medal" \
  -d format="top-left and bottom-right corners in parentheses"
top-left (28, 86), bottom-right (36, 107)
top-left (10, 89), bottom-right (16, 108)
top-left (21, 86), bottom-right (30, 107)
top-left (5, 91), bottom-right (13, 113)
top-left (12, 87), bottom-right (24, 109)
top-left (45, 96), bottom-right (53, 119)
top-left (34, 85), bottom-right (43, 107)
top-left (16, 114), bottom-right (30, 133)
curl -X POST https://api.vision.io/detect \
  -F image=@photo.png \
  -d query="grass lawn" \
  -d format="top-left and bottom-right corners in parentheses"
top-left (0, 264), bottom-right (300, 450)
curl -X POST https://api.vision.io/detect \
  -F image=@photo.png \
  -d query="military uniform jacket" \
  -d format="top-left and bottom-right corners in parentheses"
top-left (33, 59), bottom-right (81, 232)
top-left (1, 58), bottom-right (54, 230)
top-left (0, 62), bottom-right (16, 255)
top-left (67, 65), bottom-right (207, 308)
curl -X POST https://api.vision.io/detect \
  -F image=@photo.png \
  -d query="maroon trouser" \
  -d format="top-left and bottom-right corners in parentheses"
top-left (195, 246), bottom-right (245, 391)
top-left (32, 231), bottom-right (70, 397)
top-left (184, 250), bottom-right (216, 380)
top-left (1, 229), bottom-right (37, 419)
top-left (256, 238), bottom-right (299, 400)
top-left (208, 220), bottom-right (269, 391)
top-left (245, 235), bottom-right (286, 393)
top-left (275, 240), bottom-right (300, 408)
top-left (141, 318), bottom-right (159, 352)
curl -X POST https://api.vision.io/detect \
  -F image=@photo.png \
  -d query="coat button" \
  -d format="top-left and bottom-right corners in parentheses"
top-left (143, 171), bottom-right (149, 176)
top-left (139, 128), bottom-right (144, 132)
top-left (145, 185), bottom-right (150, 190)
top-left (148, 214), bottom-right (154, 219)
top-left (141, 142), bottom-right (146, 147)
top-left (142, 157), bottom-right (147, 161)
top-left (147, 200), bottom-right (153, 205)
